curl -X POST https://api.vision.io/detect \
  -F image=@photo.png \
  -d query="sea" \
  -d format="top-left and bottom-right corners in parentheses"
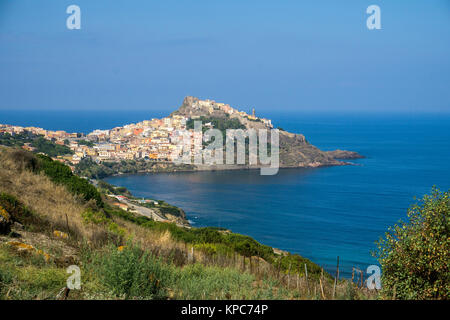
top-left (2, 109), bottom-right (449, 277)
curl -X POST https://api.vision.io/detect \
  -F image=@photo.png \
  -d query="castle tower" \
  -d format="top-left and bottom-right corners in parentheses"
top-left (252, 108), bottom-right (255, 118)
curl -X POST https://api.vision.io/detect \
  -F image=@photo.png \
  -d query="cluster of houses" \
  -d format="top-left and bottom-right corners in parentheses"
top-left (0, 98), bottom-right (273, 166)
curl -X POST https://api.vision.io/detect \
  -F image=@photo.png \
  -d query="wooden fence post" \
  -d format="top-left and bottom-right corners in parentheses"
top-left (65, 214), bottom-right (70, 234)
top-left (336, 256), bottom-right (340, 281)
top-left (287, 263), bottom-right (291, 289)
top-left (304, 263), bottom-right (309, 293)
top-left (277, 260), bottom-right (281, 279)
top-left (333, 278), bottom-right (336, 299)
top-left (333, 256), bottom-right (339, 299)
top-left (319, 278), bottom-right (326, 300)
top-left (360, 270), bottom-right (364, 288)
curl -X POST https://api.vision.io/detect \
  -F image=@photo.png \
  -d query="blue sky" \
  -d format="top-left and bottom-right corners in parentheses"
top-left (0, 0), bottom-right (449, 112)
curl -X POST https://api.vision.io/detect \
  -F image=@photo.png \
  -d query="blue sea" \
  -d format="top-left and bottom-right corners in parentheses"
top-left (2, 110), bottom-right (449, 277)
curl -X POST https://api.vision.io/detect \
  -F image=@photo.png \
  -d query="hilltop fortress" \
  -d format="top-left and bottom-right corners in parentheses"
top-left (0, 96), bottom-right (363, 171)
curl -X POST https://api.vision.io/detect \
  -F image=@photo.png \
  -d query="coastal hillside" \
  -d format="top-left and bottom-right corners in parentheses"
top-left (0, 146), bottom-right (374, 300)
top-left (172, 96), bottom-right (363, 168)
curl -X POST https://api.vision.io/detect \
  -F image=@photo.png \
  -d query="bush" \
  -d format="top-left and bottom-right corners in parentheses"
top-left (36, 154), bottom-right (103, 207)
top-left (0, 193), bottom-right (37, 226)
top-left (87, 243), bottom-right (173, 299)
top-left (375, 188), bottom-right (449, 299)
top-left (9, 149), bottom-right (40, 172)
top-left (0, 132), bottom-right (72, 157)
top-left (0, 205), bottom-right (12, 235)
top-left (186, 116), bottom-right (246, 133)
top-left (82, 208), bottom-right (126, 238)
top-left (31, 136), bottom-right (72, 157)
top-left (174, 264), bottom-right (255, 299)
top-left (276, 253), bottom-right (324, 278)
top-left (78, 140), bottom-right (94, 147)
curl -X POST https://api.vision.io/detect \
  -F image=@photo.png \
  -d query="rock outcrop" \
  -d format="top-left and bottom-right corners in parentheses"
top-left (325, 149), bottom-right (365, 160)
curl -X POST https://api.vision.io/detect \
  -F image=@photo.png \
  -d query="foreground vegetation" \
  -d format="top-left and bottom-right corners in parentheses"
top-left (374, 187), bottom-right (449, 299)
top-left (2, 145), bottom-right (447, 300)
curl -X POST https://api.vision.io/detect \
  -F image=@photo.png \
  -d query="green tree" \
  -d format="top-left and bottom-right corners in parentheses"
top-left (36, 154), bottom-right (104, 207)
top-left (374, 187), bottom-right (449, 299)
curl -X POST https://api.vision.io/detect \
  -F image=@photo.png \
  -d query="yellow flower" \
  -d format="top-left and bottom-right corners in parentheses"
top-left (7, 241), bottom-right (51, 262)
top-left (0, 206), bottom-right (10, 221)
top-left (53, 230), bottom-right (69, 239)
top-left (36, 249), bottom-right (51, 262)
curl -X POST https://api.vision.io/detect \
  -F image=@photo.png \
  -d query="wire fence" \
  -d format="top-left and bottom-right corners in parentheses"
top-left (148, 243), bottom-right (379, 299)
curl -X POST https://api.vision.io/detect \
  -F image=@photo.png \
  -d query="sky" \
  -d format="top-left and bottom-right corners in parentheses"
top-left (0, 0), bottom-right (449, 113)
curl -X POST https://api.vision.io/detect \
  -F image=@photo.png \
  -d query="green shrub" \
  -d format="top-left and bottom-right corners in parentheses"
top-left (32, 136), bottom-right (72, 157)
top-left (78, 140), bottom-right (94, 147)
top-left (194, 243), bottom-right (218, 256)
top-left (36, 154), bottom-right (103, 207)
top-left (87, 243), bottom-right (173, 299)
top-left (174, 264), bottom-right (255, 299)
top-left (0, 132), bottom-right (72, 157)
top-left (186, 116), bottom-right (246, 133)
top-left (104, 204), bottom-right (152, 225)
top-left (375, 187), bottom-right (449, 299)
top-left (275, 253), bottom-right (324, 278)
top-left (82, 208), bottom-right (126, 238)
top-left (0, 193), bottom-right (38, 226)
top-left (82, 208), bottom-right (109, 225)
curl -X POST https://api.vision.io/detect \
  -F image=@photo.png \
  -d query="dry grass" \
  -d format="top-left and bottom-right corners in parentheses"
top-left (0, 146), bottom-right (187, 252)
top-left (0, 147), bottom-right (106, 243)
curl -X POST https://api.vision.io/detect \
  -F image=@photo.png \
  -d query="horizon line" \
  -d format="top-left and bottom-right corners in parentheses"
top-left (0, 108), bottom-right (449, 115)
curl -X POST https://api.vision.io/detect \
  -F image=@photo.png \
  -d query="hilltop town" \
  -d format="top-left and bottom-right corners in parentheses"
top-left (0, 96), bottom-right (362, 172)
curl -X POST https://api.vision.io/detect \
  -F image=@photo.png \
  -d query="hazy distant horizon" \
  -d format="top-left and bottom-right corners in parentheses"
top-left (1, 108), bottom-right (449, 136)
top-left (0, 104), bottom-right (449, 114)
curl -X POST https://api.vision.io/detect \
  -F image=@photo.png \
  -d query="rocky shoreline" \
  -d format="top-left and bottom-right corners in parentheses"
top-left (102, 157), bottom-right (362, 178)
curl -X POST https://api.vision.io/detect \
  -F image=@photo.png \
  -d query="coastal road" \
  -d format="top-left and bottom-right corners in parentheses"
top-left (121, 199), bottom-right (167, 222)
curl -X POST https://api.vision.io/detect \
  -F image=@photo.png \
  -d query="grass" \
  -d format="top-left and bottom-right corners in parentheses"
top-left (81, 243), bottom-right (172, 299)
top-left (0, 244), bottom-right (67, 300)
top-left (0, 147), bottom-right (118, 246)
top-left (80, 243), bottom-right (294, 300)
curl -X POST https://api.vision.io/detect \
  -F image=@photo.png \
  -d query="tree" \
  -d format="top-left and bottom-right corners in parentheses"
top-left (374, 187), bottom-right (449, 299)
